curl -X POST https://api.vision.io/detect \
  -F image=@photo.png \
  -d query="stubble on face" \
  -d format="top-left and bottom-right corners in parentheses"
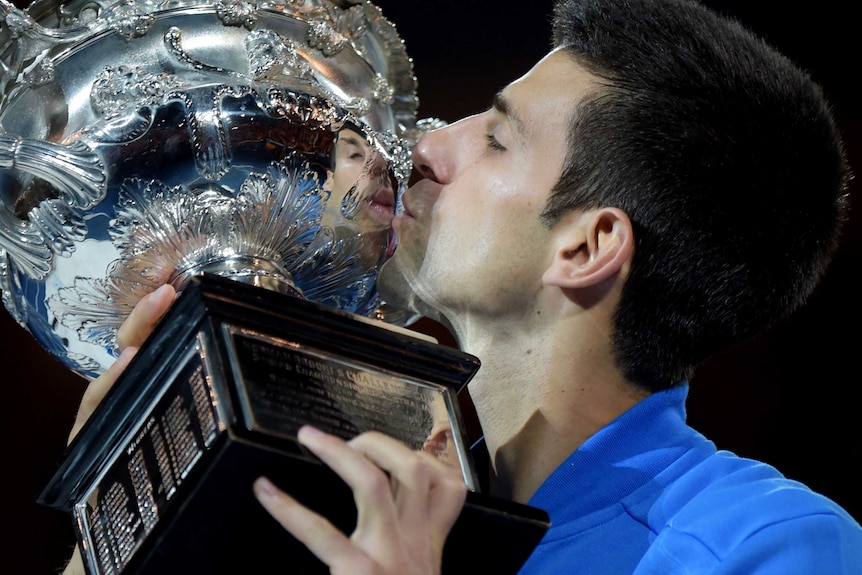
top-left (379, 50), bottom-right (597, 328)
top-left (377, 184), bottom-right (439, 319)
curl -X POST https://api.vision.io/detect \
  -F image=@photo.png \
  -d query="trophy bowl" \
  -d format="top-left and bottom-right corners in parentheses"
top-left (0, 0), bottom-right (424, 380)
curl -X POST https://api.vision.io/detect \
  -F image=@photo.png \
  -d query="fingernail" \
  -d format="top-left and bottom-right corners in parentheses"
top-left (297, 425), bottom-right (322, 445)
top-left (255, 476), bottom-right (276, 496)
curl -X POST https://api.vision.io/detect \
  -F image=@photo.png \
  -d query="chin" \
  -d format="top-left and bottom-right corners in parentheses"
top-left (377, 259), bottom-right (406, 302)
top-left (377, 259), bottom-right (421, 312)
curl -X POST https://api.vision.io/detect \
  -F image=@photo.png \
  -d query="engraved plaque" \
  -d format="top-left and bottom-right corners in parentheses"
top-left (229, 330), bottom-right (447, 449)
top-left (77, 345), bottom-right (223, 572)
top-left (39, 275), bottom-right (550, 575)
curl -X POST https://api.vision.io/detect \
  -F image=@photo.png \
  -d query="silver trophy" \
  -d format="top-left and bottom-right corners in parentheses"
top-left (1, 1), bottom-right (549, 573)
top-left (0, 0), bottom-right (428, 380)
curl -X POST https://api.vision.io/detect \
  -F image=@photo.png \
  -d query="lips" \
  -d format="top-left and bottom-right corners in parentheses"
top-left (398, 178), bottom-right (441, 220)
top-left (361, 180), bottom-right (396, 225)
top-left (370, 185), bottom-right (394, 211)
top-left (399, 193), bottom-right (415, 219)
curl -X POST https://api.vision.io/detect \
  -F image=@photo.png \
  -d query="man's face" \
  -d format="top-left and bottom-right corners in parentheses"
top-left (379, 49), bottom-right (596, 327)
top-left (326, 128), bottom-right (396, 232)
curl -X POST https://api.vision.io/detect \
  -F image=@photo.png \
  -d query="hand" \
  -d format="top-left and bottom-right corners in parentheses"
top-left (68, 283), bottom-right (176, 444)
top-left (62, 283), bottom-right (176, 575)
top-left (253, 425), bottom-right (467, 575)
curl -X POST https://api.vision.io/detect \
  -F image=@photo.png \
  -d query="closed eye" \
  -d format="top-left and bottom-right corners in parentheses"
top-left (485, 133), bottom-right (506, 151)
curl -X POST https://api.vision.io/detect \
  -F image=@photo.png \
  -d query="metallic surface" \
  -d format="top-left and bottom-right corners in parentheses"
top-left (0, 0), bottom-right (426, 379)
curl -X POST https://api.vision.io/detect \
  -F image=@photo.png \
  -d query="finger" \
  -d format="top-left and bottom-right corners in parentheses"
top-left (281, 428), bottom-right (465, 574)
top-left (300, 426), bottom-right (465, 553)
top-left (349, 431), bottom-right (432, 531)
top-left (415, 450), bottom-right (466, 536)
top-left (117, 284), bottom-right (176, 350)
top-left (68, 346), bottom-right (138, 444)
top-left (253, 476), bottom-right (360, 569)
top-left (298, 426), bottom-right (401, 536)
top-left (409, 450), bottom-right (466, 569)
top-left (350, 432), bottom-right (466, 536)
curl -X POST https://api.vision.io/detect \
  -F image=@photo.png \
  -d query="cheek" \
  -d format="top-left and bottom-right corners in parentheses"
top-left (423, 172), bottom-right (541, 260)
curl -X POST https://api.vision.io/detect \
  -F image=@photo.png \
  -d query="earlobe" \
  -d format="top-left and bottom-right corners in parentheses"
top-left (543, 208), bottom-right (633, 289)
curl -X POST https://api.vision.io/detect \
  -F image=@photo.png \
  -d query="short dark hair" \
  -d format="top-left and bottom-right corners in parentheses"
top-left (544, 0), bottom-right (850, 392)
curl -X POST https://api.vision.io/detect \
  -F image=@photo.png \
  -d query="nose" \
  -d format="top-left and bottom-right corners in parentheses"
top-left (410, 121), bottom-right (460, 185)
top-left (410, 113), bottom-right (485, 186)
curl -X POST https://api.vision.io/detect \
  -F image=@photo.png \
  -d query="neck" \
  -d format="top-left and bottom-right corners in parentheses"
top-left (454, 314), bottom-right (648, 504)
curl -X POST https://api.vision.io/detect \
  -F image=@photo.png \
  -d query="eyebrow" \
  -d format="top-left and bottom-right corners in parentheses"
top-left (337, 134), bottom-right (365, 147)
top-left (492, 91), bottom-right (528, 142)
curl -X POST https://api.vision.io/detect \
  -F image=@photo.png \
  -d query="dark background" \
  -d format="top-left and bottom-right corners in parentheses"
top-left (2, 1), bottom-right (859, 573)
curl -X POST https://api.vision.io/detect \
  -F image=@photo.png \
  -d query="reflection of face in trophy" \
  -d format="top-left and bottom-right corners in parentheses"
top-left (0, 0), bottom-right (421, 380)
top-left (324, 127), bottom-right (397, 267)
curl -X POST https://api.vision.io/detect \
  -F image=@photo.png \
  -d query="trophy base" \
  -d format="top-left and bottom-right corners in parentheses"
top-left (105, 435), bottom-right (549, 575)
top-left (38, 274), bottom-right (549, 575)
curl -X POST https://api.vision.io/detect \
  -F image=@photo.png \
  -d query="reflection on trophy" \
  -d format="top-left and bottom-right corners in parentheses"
top-left (0, 0), bottom-right (548, 573)
top-left (0, 0), bottom-right (424, 379)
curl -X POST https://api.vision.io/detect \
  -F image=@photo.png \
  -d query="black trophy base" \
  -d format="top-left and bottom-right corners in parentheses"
top-left (120, 432), bottom-right (549, 575)
top-left (39, 274), bottom-right (549, 575)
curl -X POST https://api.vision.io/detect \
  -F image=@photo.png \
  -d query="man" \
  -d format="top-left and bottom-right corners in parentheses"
top-left (64, 0), bottom-right (862, 573)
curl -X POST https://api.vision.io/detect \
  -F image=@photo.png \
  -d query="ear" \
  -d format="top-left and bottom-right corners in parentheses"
top-left (543, 207), bottom-right (633, 289)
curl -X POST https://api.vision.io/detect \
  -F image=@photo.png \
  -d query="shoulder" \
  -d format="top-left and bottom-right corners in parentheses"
top-left (659, 450), bottom-right (855, 520)
top-left (645, 450), bottom-right (862, 572)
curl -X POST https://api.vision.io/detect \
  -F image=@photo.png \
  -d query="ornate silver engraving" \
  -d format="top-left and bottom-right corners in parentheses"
top-left (102, 0), bottom-right (154, 39)
top-left (0, 0), bottom-right (428, 379)
top-left (215, 0), bottom-right (258, 29)
top-left (91, 65), bottom-right (185, 118)
top-left (46, 156), bottom-right (343, 350)
top-left (306, 17), bottom-right (347, 57)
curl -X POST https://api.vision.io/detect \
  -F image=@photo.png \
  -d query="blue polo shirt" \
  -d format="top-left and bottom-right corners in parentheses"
top-left (506, 384), bottom-right (862, 573)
